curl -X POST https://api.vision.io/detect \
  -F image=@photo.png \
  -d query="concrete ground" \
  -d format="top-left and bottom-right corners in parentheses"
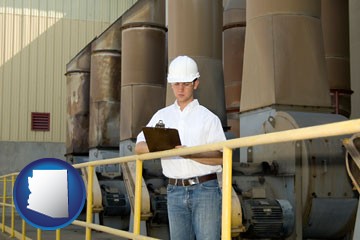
top-left (1, 209), bottom-right (169, 239)
top-left (0, 226), bottom-right (126, 240)
top-left (0, 213), bottom-right (129, 240)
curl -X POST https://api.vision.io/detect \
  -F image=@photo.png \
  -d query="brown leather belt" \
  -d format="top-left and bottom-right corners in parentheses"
top-left (168, 173), bottom-right (217, 186)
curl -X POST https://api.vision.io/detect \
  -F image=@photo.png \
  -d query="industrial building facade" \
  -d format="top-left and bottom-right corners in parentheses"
top-left (0, 0), bottom-right (136, 174)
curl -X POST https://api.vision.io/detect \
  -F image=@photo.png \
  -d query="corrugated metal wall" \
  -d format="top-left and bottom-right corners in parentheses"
top-left (0, 0), bottom-right (136, 142)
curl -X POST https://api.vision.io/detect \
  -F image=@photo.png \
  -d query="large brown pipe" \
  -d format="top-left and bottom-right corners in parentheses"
top-left (321, 0), bottom-right (352, 117)
top-left (350, 0), bottom-right (360, 119)
top-left (120, 0), bottom-right (166, 140)
top-left (223, 0), bottom-right (246, 137)
top-left (240, 0), bottom-right (331, 112)
top-left (89, 18), bottom-right (122, 148)
top-left (65, 42), bottom-right (92, 155)
top-left (167, 0), bottom-right (227, 126)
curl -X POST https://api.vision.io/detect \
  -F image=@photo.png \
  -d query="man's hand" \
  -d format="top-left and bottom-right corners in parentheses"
top-left (175, 145), bottom-right (223, 165)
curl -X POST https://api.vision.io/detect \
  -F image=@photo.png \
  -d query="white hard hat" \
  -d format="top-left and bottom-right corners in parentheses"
top-left (167, 56), bottom-right (200, 83)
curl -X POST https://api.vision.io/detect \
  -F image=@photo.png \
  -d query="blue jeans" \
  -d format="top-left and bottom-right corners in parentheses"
top-left (166, 179), bottom-right (222, 240)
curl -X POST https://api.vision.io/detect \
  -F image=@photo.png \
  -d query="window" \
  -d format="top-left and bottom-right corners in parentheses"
top-left (31, 112), bottom-right (50, 131)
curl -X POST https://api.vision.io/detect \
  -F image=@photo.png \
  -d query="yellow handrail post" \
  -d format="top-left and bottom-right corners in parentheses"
top-left (221, 147), bottom-right (233, 240)
top-left (22, 220), bottom-right (26, 240)
top-left (56, 228), bottom-right (61, 240)
top-left (11, 175), bottom-right (15, 237)
top-left (133, 158), bottom-right (143, 235)
top-left (85, 166), bottom-right (94, 240)
top-left (2, 177), bottom-right (7, 233)
top-left (37, 228), bottom-right (42, 240)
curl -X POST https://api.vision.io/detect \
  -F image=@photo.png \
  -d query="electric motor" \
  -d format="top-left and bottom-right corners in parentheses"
top-left (241, 199), bottom-right (294, 239)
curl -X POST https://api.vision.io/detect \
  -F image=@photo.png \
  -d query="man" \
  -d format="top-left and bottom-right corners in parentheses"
top-left (135, 55), bottom-right (226, 240)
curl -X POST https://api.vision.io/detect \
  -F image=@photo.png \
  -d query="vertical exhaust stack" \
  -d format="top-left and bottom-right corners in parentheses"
top-left (350, 1), bottom-right (360, 119)
top-left (89, 18), bottom-right (122, 149)
top-left (167, 0), bottom-right (227, 126)
top-left (321, 0), bottom-right (352, 117)
top-left (223, 0), bottom-right (246, 138)
top-left (240, 0), bottom-right (331, 113)
top-left (119, 1), bottom-right (167, 237)
top-left (88, 17), bottom-right (124, 224)
top-left (66, 41), bottom-right (104, 221)
top-left (65, 42), bottom-right (92, 163)
top-left (236, 1), bottom-right (357, 239)
top-left (120, 0), bottom-right (167, 142)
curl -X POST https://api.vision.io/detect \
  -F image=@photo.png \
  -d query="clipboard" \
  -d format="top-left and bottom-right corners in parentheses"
top-left (142, 126), bottom-right (181, 152)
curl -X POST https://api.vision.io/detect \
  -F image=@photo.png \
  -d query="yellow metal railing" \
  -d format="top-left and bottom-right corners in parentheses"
top-left (1, 119), bottom-right (359, 239)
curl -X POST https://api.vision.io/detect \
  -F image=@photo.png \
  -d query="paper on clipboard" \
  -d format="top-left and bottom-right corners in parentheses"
top-left (142, 126), bottom-right (181, 152)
